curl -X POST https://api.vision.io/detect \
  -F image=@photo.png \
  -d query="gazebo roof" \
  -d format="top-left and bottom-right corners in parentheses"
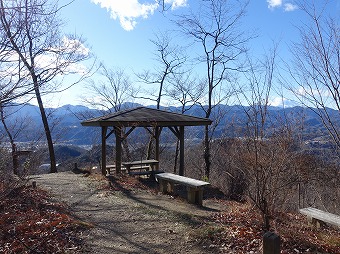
top-left (81, 106), bottom-right (212, 127)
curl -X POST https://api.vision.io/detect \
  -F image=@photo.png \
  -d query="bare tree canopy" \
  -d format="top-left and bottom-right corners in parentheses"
top-left (166, 71), bottom-right (205, 112)
top-left (84, 64), bottom-right (132, 113)
top-left (288, 0), bottom-right (340, 149)
top-left (0, 0), bottom-right (91, 103)
top-left (175, 0), bottom-right (253, 178)
top-left (0, 0), bottom-right (91, 173)
top-left (136, 32), bottom-right (186, 109)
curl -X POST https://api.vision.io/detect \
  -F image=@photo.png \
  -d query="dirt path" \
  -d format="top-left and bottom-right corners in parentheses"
top-left (30, 172), bottom-right (223, 254)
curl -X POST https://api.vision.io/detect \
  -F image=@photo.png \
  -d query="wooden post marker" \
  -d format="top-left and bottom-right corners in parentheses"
top-left (263, 232), bottom-right (280, 254)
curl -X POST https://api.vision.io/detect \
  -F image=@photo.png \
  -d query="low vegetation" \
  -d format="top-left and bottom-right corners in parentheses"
top-left (0, 185), bottom-right (89, 253)
top-left (202, 202), bottom-right (340, 253)
top-left (2, 171), bottom-right (339, 253)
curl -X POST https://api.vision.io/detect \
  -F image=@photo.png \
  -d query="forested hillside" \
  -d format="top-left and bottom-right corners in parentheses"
top-left (1, 103), bottom-right (337, 147)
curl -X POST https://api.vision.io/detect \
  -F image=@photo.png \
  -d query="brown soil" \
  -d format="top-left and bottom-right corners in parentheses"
top-left (30, 171), bottom-right (225, 254)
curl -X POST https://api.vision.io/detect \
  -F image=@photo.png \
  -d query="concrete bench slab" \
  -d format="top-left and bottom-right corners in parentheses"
top-left (299, 207), bottom-right (340, 228)
top-left (156, 173), bottom-right (210, 206)
top-left (128, 170), bottom-right (164, 176)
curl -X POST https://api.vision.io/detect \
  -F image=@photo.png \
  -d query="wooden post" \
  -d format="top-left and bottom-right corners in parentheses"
top-left (101, 126), bottom-right (107, 175)
top-left (159, 179), bottom-right (173, 194)
top-left (311, 218), bottom-right (325, 229)
top-left (179, 126), bottom-right (185, 176)
top-left (155, 127), bottom-right (161, 170)
top-left (263, 232), bottom-right (280, 254)
top-left (187, 187), bottom-right (203, 206)
top-left (159, 179), bottom-right (166, 193)
top-left (115, 127), bottom-right (122, 174)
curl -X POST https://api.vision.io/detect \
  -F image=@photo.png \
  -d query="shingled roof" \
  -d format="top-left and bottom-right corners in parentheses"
top-left (81, 107), bottom-right (212, 127)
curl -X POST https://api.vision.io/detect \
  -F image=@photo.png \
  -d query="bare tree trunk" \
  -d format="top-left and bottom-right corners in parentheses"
top-left (146, 132), bottom-right (154, 160)
top-left (0, 105), bottom-right (18, 175)
top-left (204, 125), bottom-right (211, 178)
top-left (33, 76), bottom-right (57, 173)
top-left (204, 92), bottom-right (213, 178)
top-left (122, 138), bottom-right (131, 161)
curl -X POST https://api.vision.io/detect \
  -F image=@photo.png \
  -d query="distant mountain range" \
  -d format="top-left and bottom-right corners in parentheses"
top-left (1, 103), bottom-right (338, 147)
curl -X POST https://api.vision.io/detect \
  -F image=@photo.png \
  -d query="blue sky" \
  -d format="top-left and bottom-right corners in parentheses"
top-left (44, 0), bottom-right (339, 108)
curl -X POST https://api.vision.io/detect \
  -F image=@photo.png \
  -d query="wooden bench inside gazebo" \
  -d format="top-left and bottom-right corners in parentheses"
top-left (81, 107), bottom-right (212, 177)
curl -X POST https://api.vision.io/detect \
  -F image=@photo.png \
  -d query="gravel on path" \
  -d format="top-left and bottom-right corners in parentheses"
top-left (30, 172), bottom-right (220, 254)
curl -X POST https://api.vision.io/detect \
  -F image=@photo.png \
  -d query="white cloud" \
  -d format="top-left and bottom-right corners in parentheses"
top-left (0, 37), bottom-right (90, 78)
top-left (43, 36), bottom-right (90, 74)
top-left (91, 0), bottom-right (187, 31)
top-left (284, 3), bottom-right (298, 12)
top-left (267, 0), bottom-right (298, 11)
top-left (165, 0), bottom-right (187, 10)
top-left (91, 0), bottom-right (159, 31)
top-left (267, 0), bottom-right (282, 9)
top-left (269, 97), bottom-right (298, 108)
top-left (61, 37), bottom-right (90, 56)
top-left (36, 53), bottom-right (88, 75)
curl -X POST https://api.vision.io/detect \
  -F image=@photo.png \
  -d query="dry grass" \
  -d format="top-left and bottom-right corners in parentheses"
top-left (193, 200), bottom-right (340, 253)
top-left (0, 185), bottom-right (89, 253)
top-left (1, 173), bottom-right (339, 253)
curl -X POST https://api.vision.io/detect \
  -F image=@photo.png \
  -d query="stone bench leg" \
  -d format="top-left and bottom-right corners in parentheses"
top-left (187, 187), bottom-right (203, 206)
top-left (310, 217), bottom-right (326, 229)
top-left (159, 179), bottom-right (174, 194)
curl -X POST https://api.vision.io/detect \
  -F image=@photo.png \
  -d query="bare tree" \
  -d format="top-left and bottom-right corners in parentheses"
top-left (0, 104), bottom-right (17, 174)
top-left (175, 0), bottom-right (252, 178)
top-left (230, 44), bottom-right (307, 230)
top-left (288, 1), bottom-right (340, 150)
top-left (0, 102), bottom-right (34, 175)
top-left (237, 45), bottom-right (277, 229)
top-left (167, 71), bottom-right (205, 113)
top-left (84, 64), bottom-right (132, 113)
top-left (0, 29), bottom-right (33, 105)
top-left (83, 64), bottom-right (133, 162)
top-left (136, 32), bottom-right (186, 109)
top-left (136, 32), bottom-right (186, 159)
top-left (286, 0), bottom-right (340, 217)
top-left (0, 0), bottom-right (91, 173)
top-left (166, 71), bottom-right (205, 173)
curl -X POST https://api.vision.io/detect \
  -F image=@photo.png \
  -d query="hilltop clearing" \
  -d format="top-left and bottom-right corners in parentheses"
top-left (1, 171), bottom-right (339, 253)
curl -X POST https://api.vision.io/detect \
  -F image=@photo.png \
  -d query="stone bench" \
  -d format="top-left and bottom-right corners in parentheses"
top-left (128, 169), bottom-right (164, 177)
top-left (155, 173), bottom-right (210, 206)
top-left (105, 164), bottom-right (126, 174)
top-left (299, 207), bottom-right (340, 228)
top-left (128, 165), bottom-right (151, 173)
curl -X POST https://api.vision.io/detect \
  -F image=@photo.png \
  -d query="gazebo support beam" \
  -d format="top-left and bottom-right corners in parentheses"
top-left (179, 126), bottom-right (185, 176)
top-left (101, 126), bottom-right (107, 175)
top-left (168, 126), bottom-right (185, 176)
top-left (155, 127), bottom-right (162, 170)
top-left (114, 127), bottom-right (122, 174)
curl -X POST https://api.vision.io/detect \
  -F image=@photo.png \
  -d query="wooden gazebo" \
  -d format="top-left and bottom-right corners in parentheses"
top-left (81, 107), bottom-right (212, 176)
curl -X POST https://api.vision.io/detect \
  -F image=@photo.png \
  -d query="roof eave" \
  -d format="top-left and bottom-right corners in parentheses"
top-left (81, 120), bottom-right (212, 127)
